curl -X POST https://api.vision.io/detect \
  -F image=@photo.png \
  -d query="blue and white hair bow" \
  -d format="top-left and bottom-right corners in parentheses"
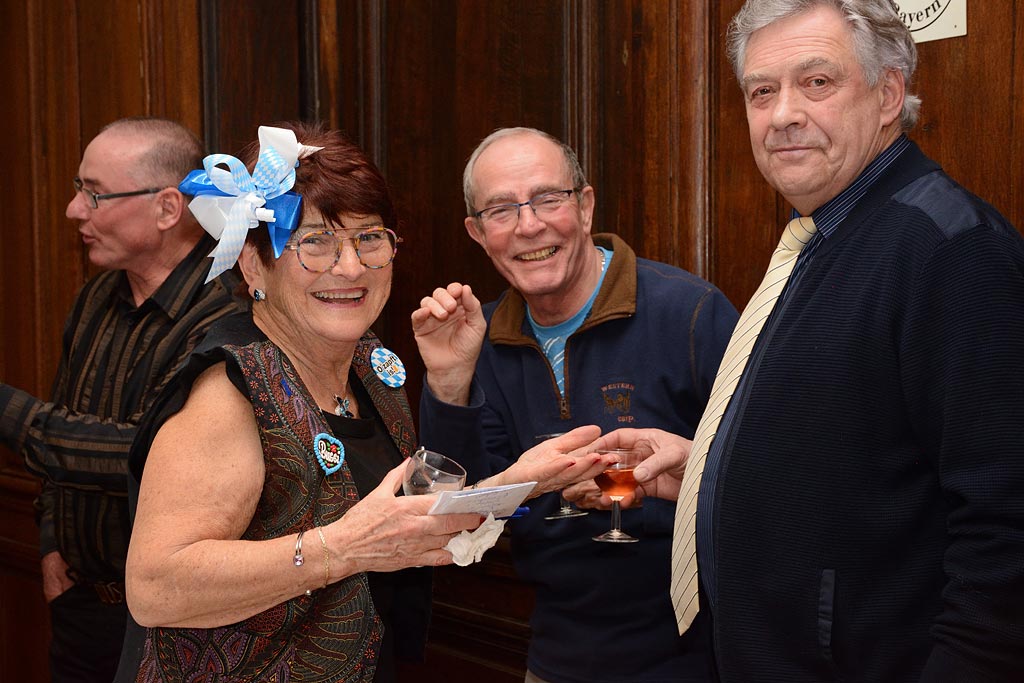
top-left (179, 126), bottom-right (323, 282)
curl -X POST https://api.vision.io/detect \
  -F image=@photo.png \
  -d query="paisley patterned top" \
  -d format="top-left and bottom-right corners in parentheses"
top-left (135, 331), bottom-right (417, 683)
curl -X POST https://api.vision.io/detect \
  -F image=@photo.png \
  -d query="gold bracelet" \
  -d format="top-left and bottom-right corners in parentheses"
top-left (315, 526), bottom-right (330, 588)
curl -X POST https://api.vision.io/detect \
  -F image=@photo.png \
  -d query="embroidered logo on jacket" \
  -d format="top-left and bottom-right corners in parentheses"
top-left (601, 382), bottom-right (635, 423)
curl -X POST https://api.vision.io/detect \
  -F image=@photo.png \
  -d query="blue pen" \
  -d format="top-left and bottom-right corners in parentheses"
top-left (499, 506), bottom-right (530, 520)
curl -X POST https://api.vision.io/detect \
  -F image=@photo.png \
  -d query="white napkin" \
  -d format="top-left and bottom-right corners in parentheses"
top-left (445, 513), bottom-right (506, 566)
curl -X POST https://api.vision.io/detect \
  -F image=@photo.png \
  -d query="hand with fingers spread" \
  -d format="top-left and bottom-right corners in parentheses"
top-left (476, 426), bottom-right (615, 498)
top-left (411, 282), bottom-right (488, 405)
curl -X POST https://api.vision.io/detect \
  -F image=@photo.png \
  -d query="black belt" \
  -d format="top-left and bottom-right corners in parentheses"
top-left (84, 579), bottom-right (126, 605)
top-left (68, 570), bottom-right (126, 605)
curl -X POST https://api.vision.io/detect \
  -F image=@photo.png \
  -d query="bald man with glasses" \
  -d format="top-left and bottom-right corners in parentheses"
top-left (0, 117), bottom-right (241, 682)
top-left (412, 127), bottom-right (738, 683)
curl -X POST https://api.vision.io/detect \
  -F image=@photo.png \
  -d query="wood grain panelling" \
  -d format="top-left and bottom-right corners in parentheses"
top-left (1, 1), bottom-right (201, 680)
top-left (3, 1), bottom-right (1024, 681)
top-left (17, 0), bottom-right (83, 410)
top-left (0, 0), bottom-right (38, 398)
top-left (1014, 8), bottom-right (1024, 228)
top-left (199, 0), bottom-right (305, 155)
top-left (710, 0), bottom-right (784, 306)
top-left (145, 1), bottom-right (203, 132)
top-left (0, 479), bottom-right (49, 682)
top-left (594, 1), bottom-right (715, 273)
top-left (77, 3), bottom-right (146, 137)
top-left (911, 3), bottom-right (1020, 225)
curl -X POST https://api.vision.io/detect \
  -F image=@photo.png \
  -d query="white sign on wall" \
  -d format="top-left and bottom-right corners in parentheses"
top-left (894, 1), bottom-right (967, 44)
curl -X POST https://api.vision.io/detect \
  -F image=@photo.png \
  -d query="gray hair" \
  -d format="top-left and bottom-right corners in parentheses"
top-left (462, 127), bottom-right (587, 216)
top-left (726, 0), bottom-right (921, 130)
top-left (101, 117), bottom-right (205, 188)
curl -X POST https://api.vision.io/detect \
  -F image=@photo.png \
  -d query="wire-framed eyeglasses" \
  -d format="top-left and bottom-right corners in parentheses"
top-left (286, 227), bottom-right (402, 272)
top-left (73, 177), bottom-right (164, 210)
top-left (473, 188), bottom-right (579, 229)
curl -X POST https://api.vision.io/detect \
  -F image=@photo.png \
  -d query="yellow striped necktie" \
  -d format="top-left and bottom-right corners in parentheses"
top-left (669, 216), bottom-right (818, 633)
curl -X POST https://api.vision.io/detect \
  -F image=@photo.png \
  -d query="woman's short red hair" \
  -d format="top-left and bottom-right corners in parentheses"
top-left (238, 121), bottom-right (398, 267)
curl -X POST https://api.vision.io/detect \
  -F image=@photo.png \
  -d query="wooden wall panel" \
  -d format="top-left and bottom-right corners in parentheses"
top-left (199, 0), bottom-right (305, 155)
top-left (76, 3), bottom-right (147, 138)
top-left (710, 0), bottom-right (784, 306)
top-left (3, 1), bottom-right (1024, 681)
top-left (0, 0), bottom-right (38, 397)
top-left (911, 2), bottom-right (1020, 222)
top-left (593, 1), bottom-right (712, 274)
top-left (1014, 6), bottom-right (1024, 228)
top-left (145, 1), bottom-right (204, 133)
top-left (22, 0), bottom-right (84, 407)
top-left (0, 1), bottom-right (202, 680)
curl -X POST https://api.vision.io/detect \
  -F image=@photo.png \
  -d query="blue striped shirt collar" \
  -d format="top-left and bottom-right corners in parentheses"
top-left (796, 134), bottom-right (912, 237)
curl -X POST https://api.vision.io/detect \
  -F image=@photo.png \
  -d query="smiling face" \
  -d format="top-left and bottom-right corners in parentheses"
top-left (464, 132), bottom-right (598, 323)
top-left (240, 208), bottom-right (393, 357)
top-left (740, 5), bottom-right (904, 214)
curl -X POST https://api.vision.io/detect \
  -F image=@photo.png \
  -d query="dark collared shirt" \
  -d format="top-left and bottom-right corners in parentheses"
top-left (696, 135), bottom-right (912, 609)
top-left (0, 234), bottom-right (241, 581)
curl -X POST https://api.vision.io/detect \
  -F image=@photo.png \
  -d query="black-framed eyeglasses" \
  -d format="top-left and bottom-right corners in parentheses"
top-left (286, 227), bottom-right (402, 272)
top-left (73, 177), bottom-right (164, 210)
top-left (473, 188), bottom-right (579, 229)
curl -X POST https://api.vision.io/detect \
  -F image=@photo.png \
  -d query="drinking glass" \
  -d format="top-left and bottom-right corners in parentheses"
top-left (403, 447), bottom-right (467, 495)
top-left (592, 448), bottom-right (647, 543)
top-left (535, 433), bottom-right (588, 520)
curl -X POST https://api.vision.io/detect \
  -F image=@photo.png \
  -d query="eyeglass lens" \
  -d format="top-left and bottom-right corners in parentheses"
top-left (73, 177), bottom-right (99, 209)
top-left (478, 189), bottom-right (575, 227)
top-left (296, 229), bottom-right (397, 271)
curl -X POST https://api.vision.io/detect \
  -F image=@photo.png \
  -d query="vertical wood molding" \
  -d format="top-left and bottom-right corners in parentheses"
top-left (563, 0), bottom-right (598, 185)
top-left (1008, 2), bottom-right (1023, 227)
top-left (680, 0), bottom-right (711, 279)
top-left (199, 0), bottom-right (221, 150)
top-left (141, 0), bottom-right (202, 132)
top-left (316, 0), bottom-right (340, 128)
top-left (28, 0), bottom-right (83, 392)
top-left (299, 0), bottom-right (321, 121)
top-left (334, 0), bottom-right (383, 162)
top-left (363, 0), bottom-right (385, 167)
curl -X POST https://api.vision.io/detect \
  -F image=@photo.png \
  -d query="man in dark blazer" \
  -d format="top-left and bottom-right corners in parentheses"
top-left (593, 1), bottom-right (1024, 680)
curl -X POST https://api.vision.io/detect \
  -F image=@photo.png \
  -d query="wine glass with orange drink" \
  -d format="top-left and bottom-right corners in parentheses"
top-left (592, 447), bottom-right (648, 543)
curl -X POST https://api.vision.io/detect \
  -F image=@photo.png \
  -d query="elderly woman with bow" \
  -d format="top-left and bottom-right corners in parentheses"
top-left (116, 122), bottom-right (609, 683)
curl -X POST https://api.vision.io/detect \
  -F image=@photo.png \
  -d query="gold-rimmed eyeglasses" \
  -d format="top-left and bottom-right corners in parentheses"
top-left (472, 188), bottom-right (579, 229)
top-left (73, 177), bottom-right (164, 210)
top-left (286, 227), bottom-right (402, 272)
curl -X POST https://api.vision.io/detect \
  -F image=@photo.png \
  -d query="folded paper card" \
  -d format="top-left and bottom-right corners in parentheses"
top-left (427, 481), bottom-right (536, 518)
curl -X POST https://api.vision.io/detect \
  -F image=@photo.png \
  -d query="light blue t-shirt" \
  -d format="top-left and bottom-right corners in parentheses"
top-left (527, 246), bottom-right (612, 396)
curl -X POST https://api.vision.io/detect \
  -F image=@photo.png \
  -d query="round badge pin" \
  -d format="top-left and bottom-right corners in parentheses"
top-left (314, 433), bottom-right (345, 476)
top-left (370, 347), bottom-right (406, 388)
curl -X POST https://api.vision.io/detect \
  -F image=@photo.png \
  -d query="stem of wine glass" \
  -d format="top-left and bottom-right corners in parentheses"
top-left (610, 497), bottom-right (623, 532)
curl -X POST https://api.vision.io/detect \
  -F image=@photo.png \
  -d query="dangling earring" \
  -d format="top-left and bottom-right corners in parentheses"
top-left (253, 288), bottom-right (266, 302)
